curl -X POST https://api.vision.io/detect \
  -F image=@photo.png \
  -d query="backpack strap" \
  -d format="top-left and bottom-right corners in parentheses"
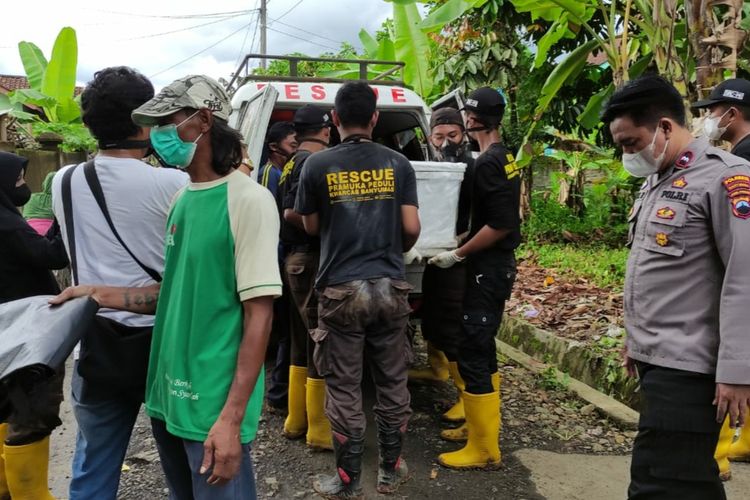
top-left (83, 160), bottom-right (162, 283)
top-left (60, 163), bottom-right (80, 285)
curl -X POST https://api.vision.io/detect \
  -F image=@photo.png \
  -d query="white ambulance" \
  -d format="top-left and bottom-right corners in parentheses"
top-left (227, 55), bottom-right (467, 293)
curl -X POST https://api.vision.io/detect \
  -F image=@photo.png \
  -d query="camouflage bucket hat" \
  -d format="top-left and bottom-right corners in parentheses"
top-left (132, 74), bottom-right (231, 126)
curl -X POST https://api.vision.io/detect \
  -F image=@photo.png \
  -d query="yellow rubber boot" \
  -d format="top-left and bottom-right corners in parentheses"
top-left (438, 390), bottom-right (501, 470)
top-left (715, 418), bottom-right (734, 481)
top-left (441, 372), bottom-right (500, 443)
top-left (305, 378), bottom-right (333, 451)
top-left (728, 419), bottom-right (750, 462)
top-left (0, 423), bottom-right (9, 500)
top-left (4, 436), bottom-right (55, 500)
top-left (283, 366), bottom-right (308, 439)
top-left (408, 342), bottom-right (449, 382)
top-left (442, 362), bottom-right (465, 423)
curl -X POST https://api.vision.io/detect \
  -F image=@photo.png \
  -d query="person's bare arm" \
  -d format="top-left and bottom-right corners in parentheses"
top-left (283, 208), bottom-right (305, 229)
top-left (455, 225), bottom-right (510, 258)
top-left (49, 284), bottom-right (160, 314)
top-left (302, 213), bottom-right (320, 236)
top-left (200, 296), bottom-right (273, 485)
top-left (401, 205), bottom-right (420, 251)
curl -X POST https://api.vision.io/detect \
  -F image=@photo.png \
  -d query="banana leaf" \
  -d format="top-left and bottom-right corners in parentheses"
top-left (41, 27), bottom-right (78, 120)
top-left (17, 42), bottom-right (47, 91)
top-left (387, 0), bottom-right (434, 97)
top-left (420, 0), bottom-right (489, 32)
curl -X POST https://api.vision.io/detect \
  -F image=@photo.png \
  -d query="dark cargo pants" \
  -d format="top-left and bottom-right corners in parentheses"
top-left (314, 278), bottom-right (413, 438)
top-left (285, 249), bottom-right (321, 378)
top-left (628, 363), bottom-right (726, 500)
top-left (457, 250), bottom-right (516, 394)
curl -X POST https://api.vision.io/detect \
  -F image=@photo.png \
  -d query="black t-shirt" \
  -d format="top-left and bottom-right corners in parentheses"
top-left (278, 150), bottom-right (318, 248)
top-left (469, 143), bottom-right (521, 251)
top-left (455, 152), bottom-right (475, 236)
top-left (732, 135), bottom-right (750, 162)
top-left (296, 141), bottom-right (418, 288)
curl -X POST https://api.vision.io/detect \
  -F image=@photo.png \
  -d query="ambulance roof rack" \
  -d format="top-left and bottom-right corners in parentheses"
top-left (226, 54), bottom-right (405, 92)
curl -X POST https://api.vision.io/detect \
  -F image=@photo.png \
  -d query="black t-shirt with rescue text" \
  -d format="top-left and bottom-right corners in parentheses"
top-left (732, 135), bottom-right (750, 163)
top-left (278, 149), bottom-right (318, 248)
top-left (469, 143), bottom-right (521, 251)
top-left (296, 141), bottom-right (418, 288)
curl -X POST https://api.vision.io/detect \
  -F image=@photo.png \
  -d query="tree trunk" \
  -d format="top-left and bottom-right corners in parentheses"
top-left (686, 0), bottom-right (745, 100)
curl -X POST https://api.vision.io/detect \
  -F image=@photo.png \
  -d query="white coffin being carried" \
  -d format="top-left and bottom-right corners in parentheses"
top-left (407, 161), bottom-right (467, 294)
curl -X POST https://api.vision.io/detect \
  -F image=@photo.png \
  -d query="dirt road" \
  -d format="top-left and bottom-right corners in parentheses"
top-left (49, 358), bottom-right (750, 499)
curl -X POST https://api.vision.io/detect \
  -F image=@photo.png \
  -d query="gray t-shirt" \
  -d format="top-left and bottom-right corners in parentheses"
top-left (296, 141), bottom-right (418, 288)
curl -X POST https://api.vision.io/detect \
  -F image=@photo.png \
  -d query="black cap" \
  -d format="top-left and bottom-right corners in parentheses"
top-left (430, 107), bottom-right (464, 130)
top-left (462, 87), bottom-right (505, 117)
top-left (293, 105), bottom-right (332, 130)
top-left (692, 79), bottom-right (750, 109)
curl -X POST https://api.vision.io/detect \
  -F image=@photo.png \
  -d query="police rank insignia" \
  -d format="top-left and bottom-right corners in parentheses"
top-left (672, 177), bottom-right (687, 189)
top-left (722, 175), bottom-right (750, 219)
top-left (655, 232), bottom-right (669, 246)
top-left (656, 207), bottom-right (676, 220)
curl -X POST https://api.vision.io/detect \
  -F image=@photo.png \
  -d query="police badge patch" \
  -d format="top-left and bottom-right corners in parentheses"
top-left (672, 176), bottom-right (687, 189)
top-left (722, 175), bottom-right (750, 219)
top-left (655, 232), bottom-right (669, 246)
top-left (656, 207), bottom-right (676, 220)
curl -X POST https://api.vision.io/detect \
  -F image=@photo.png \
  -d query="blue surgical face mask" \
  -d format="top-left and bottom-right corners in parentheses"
top-left (150, 111), bottom-right (204, 169)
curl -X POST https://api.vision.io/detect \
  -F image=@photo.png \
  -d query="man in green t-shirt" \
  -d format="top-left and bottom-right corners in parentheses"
top-left (53, 75), bottom-right (282, 499)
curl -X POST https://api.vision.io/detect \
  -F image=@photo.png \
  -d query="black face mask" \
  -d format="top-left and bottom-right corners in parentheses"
top-left (11, 184), bottom-right (31, 206)
top-left (438, 141), bottom-right (466, 161)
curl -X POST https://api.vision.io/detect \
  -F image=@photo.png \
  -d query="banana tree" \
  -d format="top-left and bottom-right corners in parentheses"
top-left (0, 27), bottom-right (81, 124)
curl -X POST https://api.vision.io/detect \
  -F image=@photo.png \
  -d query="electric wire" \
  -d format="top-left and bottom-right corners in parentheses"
top-left (118, 13), bottom-right (249, 41)
top-left (234, 9), bottom-right (259, 69)
top-left (149, 21), bottom-right (253, 78)
top-left (266, 26), bottom-right (339, 51)
top-left (267, 17), bottom-right (344, 45)
top-left (274, 0), bottom-right (305, 22)
top-left (88, 8), bottom-right (254, 20)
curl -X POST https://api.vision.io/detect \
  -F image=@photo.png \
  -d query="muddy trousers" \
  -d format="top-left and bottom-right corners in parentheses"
top-left (3, 367), bottom-right (64, 446)
top-left (421, 263), bottom-right (467, 359)
top-left (456, 251), bottom-right (516, 395)
top-left (286, 249), bottom-right (321, 378)
top-left (315, 278), bottom-right (413, 439)
top-left (628, 363), bottom-right (726, 500)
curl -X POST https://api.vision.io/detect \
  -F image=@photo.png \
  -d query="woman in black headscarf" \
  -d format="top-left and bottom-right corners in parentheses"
top-left (0, 151), bottom-right (68, 302)
top-left (0, 151), bottom-right (68, 499)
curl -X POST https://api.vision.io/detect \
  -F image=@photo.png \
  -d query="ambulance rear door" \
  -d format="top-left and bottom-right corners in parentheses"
top-left (233, 84), bottom-right (279, 182)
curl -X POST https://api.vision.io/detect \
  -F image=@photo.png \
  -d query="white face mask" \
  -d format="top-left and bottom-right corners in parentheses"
top-left (703, 108), bottom-right (731, 141)
top-left (622, 127), bottom-right (670, 178)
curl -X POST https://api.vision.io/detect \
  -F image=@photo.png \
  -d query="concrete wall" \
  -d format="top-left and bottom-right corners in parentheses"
top-left (5, 148), bottom-right (87, 192)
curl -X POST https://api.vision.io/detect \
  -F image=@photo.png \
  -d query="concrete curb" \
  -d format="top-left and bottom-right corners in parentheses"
top-left (496, 339), bottom-right (640, 430)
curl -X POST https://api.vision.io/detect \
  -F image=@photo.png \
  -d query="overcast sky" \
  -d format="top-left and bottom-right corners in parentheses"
top-left (0, 0), bottom-right (401, 89)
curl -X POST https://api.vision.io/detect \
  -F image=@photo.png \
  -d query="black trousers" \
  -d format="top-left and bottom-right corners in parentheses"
top-left (628, 362), bottom-right (726, 500)
top-left (421, 262), bottom-right (466, 357)
top-left (456, 250), bottom-right (516, 394)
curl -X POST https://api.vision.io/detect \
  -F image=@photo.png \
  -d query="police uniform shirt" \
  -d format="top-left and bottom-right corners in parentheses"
top-left (469, 143), bottom-right (521, 250)
top-left (278, 150), bottom-right (317, 248)
top-left (625, 137), bottom-right (750, 384)
top-left (732, 134), bottom-right (750, 162)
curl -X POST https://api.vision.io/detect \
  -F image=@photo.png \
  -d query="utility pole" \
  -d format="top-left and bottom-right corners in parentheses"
top-left (260, 0), bottom-right (267, 69)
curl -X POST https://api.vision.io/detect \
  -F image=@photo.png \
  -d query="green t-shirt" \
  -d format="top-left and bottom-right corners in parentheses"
top-left (146, 170), bottom-right (282, 443)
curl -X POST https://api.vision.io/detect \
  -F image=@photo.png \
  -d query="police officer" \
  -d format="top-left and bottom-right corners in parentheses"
top-left (277, 105), bottom-right (333, 451)
top-left (693, 78), bottom-right (750, 480)
top-left (428, 87), bottom-right (520, 470)
top-left (410, 107), bottom-right (476, 442)
top-left (603, 74), bottom-right (750, 500)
